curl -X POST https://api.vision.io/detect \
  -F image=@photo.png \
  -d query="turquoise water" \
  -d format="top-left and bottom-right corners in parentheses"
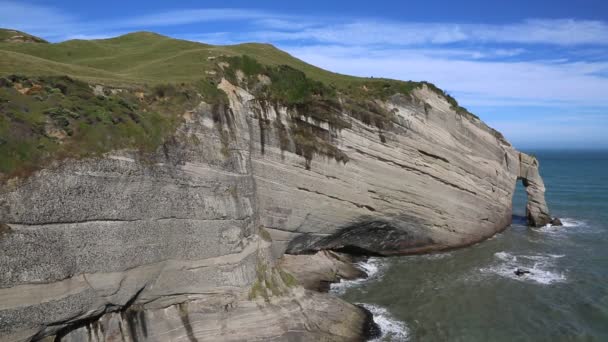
top-left (333, 150), bottom-right (608, 341)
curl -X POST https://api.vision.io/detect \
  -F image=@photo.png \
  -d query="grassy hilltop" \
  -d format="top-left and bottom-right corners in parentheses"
top-left (0, 30), bottom-right (361, 87)
top-left (0, 29), bottom-right (475, 179)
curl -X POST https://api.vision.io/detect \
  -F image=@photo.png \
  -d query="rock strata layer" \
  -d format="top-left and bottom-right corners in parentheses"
top-left (0, 80), bottom-right (553, 341)
top-left (57, 288), bottom-right (371, 342)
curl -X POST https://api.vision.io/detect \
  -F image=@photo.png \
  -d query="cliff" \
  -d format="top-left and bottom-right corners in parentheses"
top-left (0, 32), bottom-right (554, 341)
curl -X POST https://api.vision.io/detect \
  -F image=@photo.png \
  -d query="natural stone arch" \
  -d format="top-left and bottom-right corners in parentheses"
top-left (517, 153), bottom-right (553, 226)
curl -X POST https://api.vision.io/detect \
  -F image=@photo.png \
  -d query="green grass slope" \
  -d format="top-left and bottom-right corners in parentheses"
top-left (0, 31), bottom-right (398, 88)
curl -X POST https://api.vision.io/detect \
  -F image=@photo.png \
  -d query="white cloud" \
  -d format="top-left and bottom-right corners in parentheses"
top-left (244, 19), bottom-right (608, 46)
top-left (252, 18), bottom-right (318, 31)
top-left (281, 44), bottom-right (608, 107)
top-left (477, 19), bottom-right (608, 46)
top-left (5, 2), bottom-right (607, 47)
top-left (117, 8), bottom-right (270, 27)
top-left (0, 1), bottom-right (76, 37)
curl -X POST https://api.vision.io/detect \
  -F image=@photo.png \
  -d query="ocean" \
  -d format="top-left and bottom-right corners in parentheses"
top-left (331, 150), bottom-right (608, 341)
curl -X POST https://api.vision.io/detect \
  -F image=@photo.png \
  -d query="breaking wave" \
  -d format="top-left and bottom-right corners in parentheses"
top-left (358, 303), bottom-right (409, 342)
top-left (480, 251), bottom-right (566, 285)
top-left (329, 257), bottom-right (385, 295)
top-left (329, 258), bottom-right (409, 340)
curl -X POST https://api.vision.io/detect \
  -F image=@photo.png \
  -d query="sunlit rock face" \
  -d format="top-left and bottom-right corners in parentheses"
top-left (0, 82), bottom-right (552, 341)
top-left (251, 86), bottom-right (551, 256)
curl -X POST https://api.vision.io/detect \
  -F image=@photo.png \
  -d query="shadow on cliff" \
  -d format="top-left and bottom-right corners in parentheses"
top-left (286, 216), bottom-right (441, 256)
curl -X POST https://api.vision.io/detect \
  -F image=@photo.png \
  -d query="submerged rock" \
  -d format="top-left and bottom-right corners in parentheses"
top-left (514, 268), bottom-right (532, 276)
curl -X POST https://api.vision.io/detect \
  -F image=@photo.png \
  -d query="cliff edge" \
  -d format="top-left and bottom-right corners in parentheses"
top-left (0, 32), bottom-right (554, 341)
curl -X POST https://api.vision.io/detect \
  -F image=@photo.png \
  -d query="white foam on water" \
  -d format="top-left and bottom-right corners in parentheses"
top-left (539, 217), bottom-right (587, 233)
top-left (480, 251), bottom-right (567, 285)
top-left (494, 251), bottom-right (516, 262)
top-left (358, 303), bottom-right (410, 342)
top-left (560, 218), bottom-right (586, 228)
top-left (357, 257), bottom-right (382, 277)
top-left (330, 257), bottom-right (385, 295)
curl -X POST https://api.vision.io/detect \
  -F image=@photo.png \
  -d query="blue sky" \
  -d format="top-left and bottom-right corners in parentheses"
top-left (2, 0), bottom-right (608, 149)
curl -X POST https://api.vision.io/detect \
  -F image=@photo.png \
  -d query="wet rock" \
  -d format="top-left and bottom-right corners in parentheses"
top-left (550, 217), bottom-right (563, 226)
top-left (514, 268), bottom-right (531, 276)
top-left (358, 305), bottom-right (382, 341)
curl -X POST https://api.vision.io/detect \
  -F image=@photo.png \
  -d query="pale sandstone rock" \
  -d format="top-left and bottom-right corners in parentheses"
top-left (0, 82), bottom-right (553, 341)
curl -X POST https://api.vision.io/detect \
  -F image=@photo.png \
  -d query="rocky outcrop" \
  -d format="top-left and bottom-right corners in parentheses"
top-left (0, 79), bottom-right (553, 341)
top-left (280, 251), bottom-right (365, 292)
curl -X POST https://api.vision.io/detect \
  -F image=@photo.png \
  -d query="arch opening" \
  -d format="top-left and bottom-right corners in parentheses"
top-left (512, 177), bottom-right (529, 225)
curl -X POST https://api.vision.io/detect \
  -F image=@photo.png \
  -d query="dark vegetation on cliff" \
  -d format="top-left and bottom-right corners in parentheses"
top-left (0, 29), bottom-right (485, 179)
top-left (0, 75), bottom-right (220, 177)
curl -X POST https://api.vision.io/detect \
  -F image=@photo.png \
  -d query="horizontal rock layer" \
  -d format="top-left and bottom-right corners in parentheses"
top-left (57, 288), bottom-right (372, 342)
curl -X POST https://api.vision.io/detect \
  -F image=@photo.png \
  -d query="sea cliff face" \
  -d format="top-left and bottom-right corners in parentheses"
top-left (0, 78), bottom-right (552, 341)
top-left (249, 85), bottom-right (552, 256)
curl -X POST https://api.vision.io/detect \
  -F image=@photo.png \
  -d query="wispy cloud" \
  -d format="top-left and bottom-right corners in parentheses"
top-left (224, 19), bottom-right (608, 47)
top-left (4, 2), bottom-right (608, 47)
top-left (282, 44), bottom-right (608, 104)
top-left (117, 8), bottom-right (271, 27)
top-left (0, 1), bottom-right (76, 37)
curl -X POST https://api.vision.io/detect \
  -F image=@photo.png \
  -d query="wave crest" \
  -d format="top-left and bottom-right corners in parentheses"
top-left (358, 303), bottom-right (409, 342)
top-left (481, 251), bottom-right (566, 285)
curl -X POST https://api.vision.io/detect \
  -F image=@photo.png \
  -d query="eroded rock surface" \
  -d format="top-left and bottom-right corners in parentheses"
top-left (0, 81), bottom-right (553, 341)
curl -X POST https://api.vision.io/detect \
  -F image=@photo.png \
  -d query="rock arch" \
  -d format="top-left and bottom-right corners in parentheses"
top-left (517, 153), bottom-right (553, 226)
